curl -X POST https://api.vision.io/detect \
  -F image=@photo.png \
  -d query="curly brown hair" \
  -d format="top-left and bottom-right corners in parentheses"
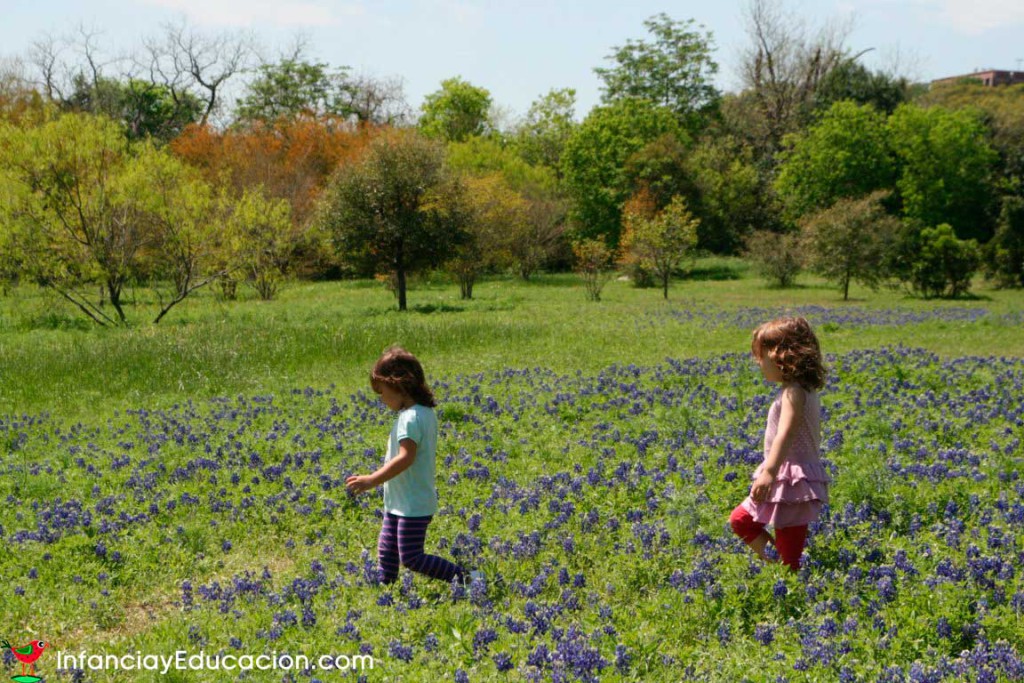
top-left (751, 317), bottom-right (827, 391)
top-left (370, 346), bottom-right (437, 407)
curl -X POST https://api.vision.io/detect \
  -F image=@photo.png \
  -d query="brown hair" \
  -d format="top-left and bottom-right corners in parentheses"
top-left (751, 317), bottom-right (827, 391)
top-left (370, 346), bottom-right (437, 407)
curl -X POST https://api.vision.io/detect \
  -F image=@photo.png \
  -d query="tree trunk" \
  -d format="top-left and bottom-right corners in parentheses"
top-left (843, 275), bottom-right (850, 301)
top-left (396, 265), bottom-right (407, 312)
top-left (107, 278), bottom-right (127, 325)
top-left (662, 272), bottom-right (669, 299)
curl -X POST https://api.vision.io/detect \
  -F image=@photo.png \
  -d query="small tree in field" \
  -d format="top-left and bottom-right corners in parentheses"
top-left (573, 238), bottom-right (614, 301)
top-left (620, 194), bottom-right (699, 299)
top-left (745, 230), bottom-right (803, 287)
top-left (439, 173), bottom-right (525, 299)
top-left (319, 130), bottom-right (462, 310)
top-left (801, 191), bottom-right (901, 300)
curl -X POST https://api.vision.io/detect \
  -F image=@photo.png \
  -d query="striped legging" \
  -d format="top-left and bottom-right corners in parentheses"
top-left (378, 512), bottom-right (464, 584)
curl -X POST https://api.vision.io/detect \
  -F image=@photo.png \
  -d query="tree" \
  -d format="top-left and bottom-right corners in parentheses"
top-left (226, 187), bottom-right (293, 301)
top-left (141, 20), bottom-right (255, 126)
top-left (801, 191), bottom-right (901, 300)
top-left (623, 132), bottom-right (697, 214)
top-left (745, 230), bottom-right (803, 287)
top-left (738, 0), bottom-right (852, 155)
top-left (318, 130), bottom-right (463, 310)
top-left (0, 113), bottom-right (146, 325)
top-left (235, 57), bottom-right (351, 122)
top-left (917, 81), bottom-right (1024, 193)
top-left (775, 101), bottom-right (895, 220)
top-left (620, 195), bottom-right (700, 298)
top-left (686, 135), bottom-right (770, 254)
top-left (447, 136), bottom-right (567, 278)
top-left (122, 144), bottom-right (226, 321)
top-left (983, 196), bottom-right (1024, 288)
top-left (573, 238), bottom-right (615, 301)
top-left (595, 13), bottom-right (720, 131)
top-left (63, 75), bottom-right (204, 141)
top-left (439, 174), bottom-right (526, 299)
top-left (813, 60), bottom-right (909, 115)
top-left (336, 71), bottom-right (410, 125)
top-left (902, 224), bottom-right (980, 299)
top-left (418, 77), bottom-right (493, 143)
top-left (888, 104), bottom-right (998, 242)
top-left (561, 98), bottom-right (682, 247)
top-left (513, 88), bottom-right (577, 174)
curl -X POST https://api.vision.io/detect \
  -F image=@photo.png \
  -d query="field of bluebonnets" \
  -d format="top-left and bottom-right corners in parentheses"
top-left (1, 268), bottom-right (1024, 682)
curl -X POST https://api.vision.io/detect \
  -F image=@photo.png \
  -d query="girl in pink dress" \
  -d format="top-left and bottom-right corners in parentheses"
top-left (729, 317), bottom-right (829, 571)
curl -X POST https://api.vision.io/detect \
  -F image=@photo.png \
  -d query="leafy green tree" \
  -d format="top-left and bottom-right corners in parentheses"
top-left (745, 230), bottom-right (803, 287)
top-left (513, 88), bottom-right (577, 174)
top-left (984, 195), bottom-right (1024, 288)
top-left (438, 174), bottom-right (526, 299)
top-left (813, 60), bottom-right (909, 115)
top-left (419, 77), bottom-right (493, 143)
top-left (0, 113), bottom-right (144, 325)
top-left (226, 187), bottom-right (293, 301)
top-left (572, 238), bottom-right (615, 301)
top-left (63, 75), bottom-right (204, 142)
top-left (916, 82), bottom-right (1024, 188)
top-left (561, 98), bottom-right (681, 246)
top-left (595, 13), bottom-right (719, 131)
top-left (801, 191), bottom-right (901, 300)
top-left (121, 144), bottom-right (226, 321)
top-left (623, 132), bottom-right (696, 213)
top-left (620, 195), bottom-right (700, 298)
top-left (686, 135), bottom-right (769, 254)
top-left (235, 58), bottom-right (351, 122)
top-left (319, 130), bottom-right (463, 310)
top-left (888, 104), bottom-right (998, 242)
top-left (903, 224), bottom-right (981, 299)
top-left (775, 101), bottom-right (895, 220)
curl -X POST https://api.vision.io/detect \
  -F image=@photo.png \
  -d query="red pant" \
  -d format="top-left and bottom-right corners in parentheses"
top-left (729, 505), bottom-right (808, 570)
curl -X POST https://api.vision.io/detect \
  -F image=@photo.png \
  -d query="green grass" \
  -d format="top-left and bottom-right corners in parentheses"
top-left (1, 263), bottom-right (1021, 420)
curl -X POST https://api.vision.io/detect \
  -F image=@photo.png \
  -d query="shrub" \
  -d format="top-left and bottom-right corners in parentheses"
top-left (905, 224), bottom-right (980, 298)
top-left (744, 230), bottom-right (803, 287)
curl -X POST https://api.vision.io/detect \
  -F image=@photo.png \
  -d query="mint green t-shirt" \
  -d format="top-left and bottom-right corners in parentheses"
top-left (383, 404), bottom-right (439, 517)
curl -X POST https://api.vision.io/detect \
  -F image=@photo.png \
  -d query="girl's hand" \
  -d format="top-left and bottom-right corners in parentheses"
top-left (750, 470), bottom-right (775, 503)
top-left (346, 475), bottom-right (377, 495)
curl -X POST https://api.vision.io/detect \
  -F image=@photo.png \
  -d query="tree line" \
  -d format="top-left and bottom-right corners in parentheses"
top-left (1, 1), bottom-right (1023, 323)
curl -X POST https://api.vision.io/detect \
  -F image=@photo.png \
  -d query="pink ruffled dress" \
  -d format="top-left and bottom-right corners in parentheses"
top-left (740, 386), bottom-right (830, 528)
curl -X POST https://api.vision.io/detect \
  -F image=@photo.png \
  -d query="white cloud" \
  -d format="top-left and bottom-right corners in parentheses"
top-left (854, 0), bottom-right (1024, 34)
top-left (935, 0), bottom-right (1024, 35)
top-left (142, 0), bottom-right (365, 28)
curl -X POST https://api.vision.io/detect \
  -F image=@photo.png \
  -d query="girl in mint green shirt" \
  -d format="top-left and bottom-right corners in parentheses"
top-left (346, 346), bottom-right (467, 585)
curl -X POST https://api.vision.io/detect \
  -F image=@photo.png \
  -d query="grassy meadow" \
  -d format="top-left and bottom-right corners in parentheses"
top-left (1, 262), bottom-right (1023, 682)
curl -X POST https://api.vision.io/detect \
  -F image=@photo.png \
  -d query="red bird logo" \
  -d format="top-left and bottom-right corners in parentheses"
top-left (1, 639), bottom-right (47, 681)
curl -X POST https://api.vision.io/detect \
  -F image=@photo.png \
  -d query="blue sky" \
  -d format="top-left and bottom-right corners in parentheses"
top-left (2, 0), bottom-right (1022, 121)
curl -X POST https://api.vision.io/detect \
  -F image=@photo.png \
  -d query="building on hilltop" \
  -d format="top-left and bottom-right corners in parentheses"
top-left (931, 69), bottom-right (1024, 87)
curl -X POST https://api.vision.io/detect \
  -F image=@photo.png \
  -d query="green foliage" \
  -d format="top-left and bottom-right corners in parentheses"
top-left (0, 113), bottom-right (140, 324)
top-left (902, 224), bottom-right (981, 299)
top-left (686, 136), bottom-right (768, 254)
top-left (594, 12), bottom-right (720, 131)
top-left (984, 195), bottom-right (1024, 288)
top-left (916, 82), bottom-right (1024, 187)
top-left (888, 104), bottom-right (999, 242)
top-left (572, 238), bottom-right (614, 301)
top-left (63, 75), bottom-right (203, 142)
top-left (419, 77), bottom-right (493, 143)
top-left (775, 101), bottom-right (895, 220)
top-left (561, 98), bottom-right (682, 247)
top-left (512, 88), bottom-right (577, 172)
top-left (800, 191), bottom-right (902, 300)
top-left (744, 230), bottom-right (803, 288)
top-left (620, 195), bottom-right (700, 298)
top-left (224, 186), bottom-right (294, 301)
top-left (235, 58), bottom-right (352, 122)
top-left (813, 60), bottom-right (910, 115)
top-left (319, 131), bottom-right (464, 310)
